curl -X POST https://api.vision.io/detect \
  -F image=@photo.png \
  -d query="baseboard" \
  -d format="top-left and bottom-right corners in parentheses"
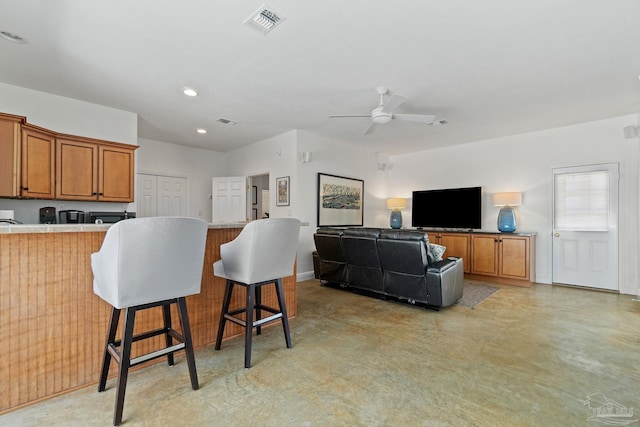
top-left (297, 271), bottom-right (315, 282)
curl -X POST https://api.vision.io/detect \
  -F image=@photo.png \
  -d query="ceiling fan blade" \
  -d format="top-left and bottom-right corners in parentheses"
top-left (381, 94), bottom-right (408, 114)
top-left (364, 122), bottom-right (377, 135)
top-left (329, 114), bottom-right (371, 118)
top-left (393, 113), bottom-right (436, 124)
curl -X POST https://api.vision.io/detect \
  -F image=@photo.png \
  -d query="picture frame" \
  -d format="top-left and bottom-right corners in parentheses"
top-left (252, 186), bottom-right (257, 205)
top-left (276, 176), bottom-right (290, 206)
top-left (317, 173), bottom-right (364, 226)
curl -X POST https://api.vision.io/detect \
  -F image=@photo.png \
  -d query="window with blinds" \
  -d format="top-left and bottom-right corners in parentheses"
top-left (554, 170), bottom-right (609, 231)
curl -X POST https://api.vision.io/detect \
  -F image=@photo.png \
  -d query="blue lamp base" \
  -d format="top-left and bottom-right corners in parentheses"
top-left (390, 210), bottom-right (403, 229)
top-left (497, 206), bottom-right (517, 232)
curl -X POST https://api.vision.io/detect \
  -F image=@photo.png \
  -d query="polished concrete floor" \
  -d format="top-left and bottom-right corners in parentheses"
top-left (2, 279), bottom-right (640, 426)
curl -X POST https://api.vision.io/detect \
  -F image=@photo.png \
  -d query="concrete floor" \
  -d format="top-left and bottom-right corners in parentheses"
top-left (2, 279), bottom-right (639, 426)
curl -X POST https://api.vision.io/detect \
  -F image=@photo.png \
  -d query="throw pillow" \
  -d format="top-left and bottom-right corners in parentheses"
top-left (429, 243), bottom-right (446, 262)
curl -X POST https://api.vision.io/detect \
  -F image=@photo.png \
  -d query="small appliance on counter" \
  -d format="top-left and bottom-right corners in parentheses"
top-left (39, 207), bottom-right (57, 224)
top-left (0, 209), bottom-right (20, 224)
top-left (85, 211), bottom-right (135, 224)
top-left (59, 210), bottom-right (85, 224)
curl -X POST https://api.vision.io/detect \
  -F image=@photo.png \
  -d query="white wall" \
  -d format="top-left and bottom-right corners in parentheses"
top-left (0, 83), bottom-right (138, 224)
top-left (224, 129), bottom-right (391, 280)
top-left (389, 115), bottom-right (639, 295)
top-left (137, 138), bottom-right (227, 221)
top-left (293, 131), bottom-right (393, 280)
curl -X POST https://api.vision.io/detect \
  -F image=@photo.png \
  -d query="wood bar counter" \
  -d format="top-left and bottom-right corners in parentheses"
top-left (0, 223), bottom-right (297, 413)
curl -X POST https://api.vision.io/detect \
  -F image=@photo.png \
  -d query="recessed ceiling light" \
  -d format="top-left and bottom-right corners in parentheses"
top-left (183, 88), bottom-right (198, 97)
top-left (0, 31), bottom-right (26, 43)
top-left (196, 128), bottom-right (207, 134)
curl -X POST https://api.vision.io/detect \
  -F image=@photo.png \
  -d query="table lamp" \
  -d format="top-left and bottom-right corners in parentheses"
top-left (492, 192), bottom-right (522, 232)
top-left (386, 198), bottom-right (407, 229)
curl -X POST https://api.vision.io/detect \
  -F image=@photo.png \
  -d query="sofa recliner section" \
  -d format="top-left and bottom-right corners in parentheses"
top-left (313, 227), bottom-right (464, 308)
top-left (341, 228), bottom-right (384, 294)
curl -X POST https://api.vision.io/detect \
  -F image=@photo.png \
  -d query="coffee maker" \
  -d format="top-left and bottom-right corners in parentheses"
top-left (39, 207), bottom-right (56, 224)
top-left (59, 210), bottom-right (85, 224)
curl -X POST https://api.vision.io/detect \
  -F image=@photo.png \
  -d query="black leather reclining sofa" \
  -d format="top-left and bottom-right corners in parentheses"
top-left (313, 227), bottom-right (464, 308)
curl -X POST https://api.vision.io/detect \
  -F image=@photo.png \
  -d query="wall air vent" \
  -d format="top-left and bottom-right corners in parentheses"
top-left (244, 5), bottom-right (285, 35)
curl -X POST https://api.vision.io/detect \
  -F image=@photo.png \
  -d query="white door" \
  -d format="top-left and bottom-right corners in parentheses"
top-left (157, 176), bottom-right (187, 216)
top-left (212, 176), bottom-right (247, 222)
top-left (137, 173), bottom-right (188, 217)
top-left (137, 174), bottom-right (157, 217)
top-left (552, 163), bottom-right (619, 290)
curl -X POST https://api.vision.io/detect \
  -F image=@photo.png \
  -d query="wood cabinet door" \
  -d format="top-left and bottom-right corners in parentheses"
top-left (426, 233), bottom-right (439, 244)
top-left (56, 138), bottom-right (98, 200)
top-left (0, 115), bottom-right (22, 197)
top-left (499, 235), bottom-right (530, 280)
top-left (21, 126), bottom-right (55, 199)
top-left (439, 233), bottom-right (471, 273)
top-left (471, 234), bottom-right (499, 276)
top-left (99, 144), bottom-right (135, 202)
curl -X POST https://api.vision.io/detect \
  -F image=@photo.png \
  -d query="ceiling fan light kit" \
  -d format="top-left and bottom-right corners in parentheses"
top-left (329, 86), bottom-right (439, 134)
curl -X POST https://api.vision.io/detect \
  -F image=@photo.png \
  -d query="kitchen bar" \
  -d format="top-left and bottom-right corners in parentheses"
top-left (0, 223), bottom-right (297, 413)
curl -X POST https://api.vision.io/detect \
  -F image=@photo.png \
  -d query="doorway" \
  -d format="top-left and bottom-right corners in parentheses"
top-left (552, 163), bottom-right (619, 291)
top-left (250, 173), bottom-right (269, 220)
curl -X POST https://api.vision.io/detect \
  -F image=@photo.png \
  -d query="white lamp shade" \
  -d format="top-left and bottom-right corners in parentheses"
top-left (386, 198), bottom-right (407, 210)
top-left (492, 192), bottom-right (522, 207)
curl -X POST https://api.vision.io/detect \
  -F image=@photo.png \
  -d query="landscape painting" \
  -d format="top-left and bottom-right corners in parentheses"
top-left (317, 173), bottom-right (364, 226)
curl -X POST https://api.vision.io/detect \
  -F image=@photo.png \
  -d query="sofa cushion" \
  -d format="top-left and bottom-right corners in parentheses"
top-left (429, 243), bottom-right (446, 262)
top-left (316, 227), bottom-right (345, 236)
top-left (342, 227), bottom-right (382, 238)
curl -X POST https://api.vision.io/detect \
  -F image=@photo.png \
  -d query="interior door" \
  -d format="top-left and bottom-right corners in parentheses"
top-left (157, 176), bottom-right (187, 216)
top-left (137, 173), bottom-right (157, 217)
top-left (552, 163), bottom-right (619, 290)
top-left (212, 176), bottom-right (247, 222)
top-left (137, 173), bottom-right (188, 217)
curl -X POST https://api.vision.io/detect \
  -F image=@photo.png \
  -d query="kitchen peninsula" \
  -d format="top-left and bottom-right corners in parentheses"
top-left (0, 222), bottom-right (297, 413)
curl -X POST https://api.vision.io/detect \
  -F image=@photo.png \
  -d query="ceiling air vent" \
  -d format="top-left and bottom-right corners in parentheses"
top-left (217, 118), bottom-right (237, 125)
top-left (244, 4), bottom-right (285, 35)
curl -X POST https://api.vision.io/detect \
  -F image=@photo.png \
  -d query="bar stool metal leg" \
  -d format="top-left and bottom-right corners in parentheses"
top-left (244, 283), bottom-right (255, 368)
top-left (275, 278), bottom-right (292, 348)
top-left (215, 280), bottom-right (234, 350)
top-left (113, 307), bottom-right (137, 426)
top-left (176, 297), bottom-right (199, 390)
top-left (99, 307), bottom-right (121, 393)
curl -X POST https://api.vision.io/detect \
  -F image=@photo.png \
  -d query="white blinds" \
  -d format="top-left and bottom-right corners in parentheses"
top-left (554, 170), bottom-right (609, 230)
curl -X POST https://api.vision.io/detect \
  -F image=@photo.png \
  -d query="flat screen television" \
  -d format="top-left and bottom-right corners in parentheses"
top-left (411, 186), bottom-right (482, 229)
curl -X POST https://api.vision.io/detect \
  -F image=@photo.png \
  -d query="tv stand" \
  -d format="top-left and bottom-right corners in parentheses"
top-left (423, 229), bottom-right (536, 286)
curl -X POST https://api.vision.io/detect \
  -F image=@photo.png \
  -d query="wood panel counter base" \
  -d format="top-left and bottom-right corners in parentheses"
top-left (0, 226), bottom-right (296, 413)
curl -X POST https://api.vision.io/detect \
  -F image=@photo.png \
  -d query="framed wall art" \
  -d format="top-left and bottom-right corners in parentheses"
top-left (317, 173), bottom-right (364, 226)
top-left (276, 176), bottom-right (290, 206)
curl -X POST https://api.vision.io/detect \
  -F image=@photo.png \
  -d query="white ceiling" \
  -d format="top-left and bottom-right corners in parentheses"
top-left (1, 0), bottom-right (639, 154)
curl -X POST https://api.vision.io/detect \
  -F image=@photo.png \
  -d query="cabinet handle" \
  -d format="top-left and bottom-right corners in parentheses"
top-left (98, 192), bottom-right (103, 196)
top-left (92, 192), bottom-right (97, 195)
top-left (22, 187), bottom-right (29, 191)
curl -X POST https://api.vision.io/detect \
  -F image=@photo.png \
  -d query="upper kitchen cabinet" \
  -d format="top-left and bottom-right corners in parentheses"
top-left (0, 113), bottom-right (56, 199)
top-left (0, 113), bottom-right (24, 198)
top-left (56, 134), bottom-right (137, 202)
top-left (21, 124), bottom-right (56, 199)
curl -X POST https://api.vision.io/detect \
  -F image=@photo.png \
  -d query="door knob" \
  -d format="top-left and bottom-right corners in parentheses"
top-left (554, 232), bottom-right (560, 237)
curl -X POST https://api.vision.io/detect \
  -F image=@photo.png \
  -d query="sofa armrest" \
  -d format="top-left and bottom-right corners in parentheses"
top-left (426, 257), bottom-right (464, 307)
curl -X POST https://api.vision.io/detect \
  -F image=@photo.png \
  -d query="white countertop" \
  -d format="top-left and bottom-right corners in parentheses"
top-left (0, 222), bottom-right (248, 234)
top-left (0, 220), bottom-right (309, 234)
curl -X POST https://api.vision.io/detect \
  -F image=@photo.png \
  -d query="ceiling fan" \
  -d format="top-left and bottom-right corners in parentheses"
top-left (329, 86), bottom-right (437, 135)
